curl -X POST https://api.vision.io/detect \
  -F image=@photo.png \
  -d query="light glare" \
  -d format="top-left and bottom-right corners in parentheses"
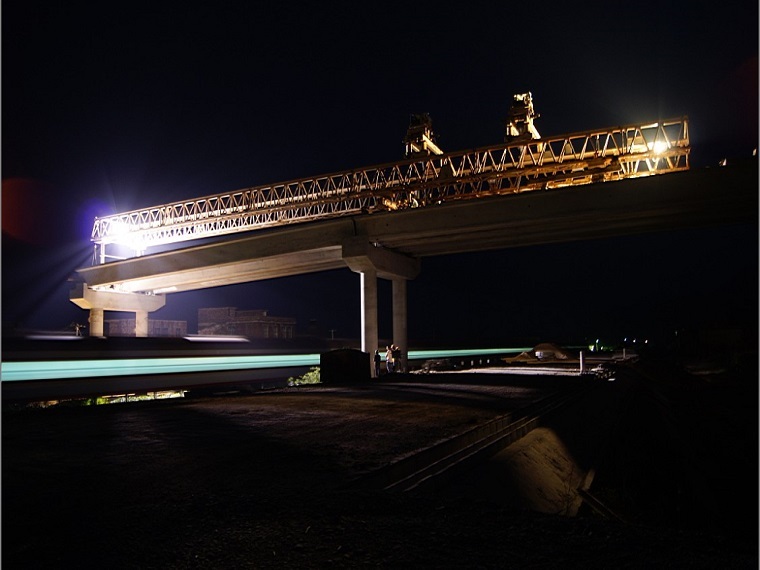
top-left (648, 140), bottom-right (669, 154)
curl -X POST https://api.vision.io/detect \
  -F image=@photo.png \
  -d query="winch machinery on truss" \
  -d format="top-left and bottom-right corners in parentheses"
top-left (91, 93), bottom-right (690, 263)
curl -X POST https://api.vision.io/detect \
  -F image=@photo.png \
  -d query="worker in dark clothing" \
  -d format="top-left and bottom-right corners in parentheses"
top-left (392, 345), bottom-right (402, 373)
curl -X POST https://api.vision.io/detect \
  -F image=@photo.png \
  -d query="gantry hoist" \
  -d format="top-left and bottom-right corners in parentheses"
top-left (90, 93), bottom-right (690, 264)
top-left (404, 113), bottom-right (444, 158)
top-left (505, 92), bottom-right (541, 142)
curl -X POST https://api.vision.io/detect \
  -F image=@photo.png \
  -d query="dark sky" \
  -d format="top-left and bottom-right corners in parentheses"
top-left (2, 1), bottom-right (758, 347)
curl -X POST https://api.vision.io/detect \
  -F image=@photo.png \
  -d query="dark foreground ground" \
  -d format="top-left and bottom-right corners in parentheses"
top-left (3, 360), bottom-right (757, 568)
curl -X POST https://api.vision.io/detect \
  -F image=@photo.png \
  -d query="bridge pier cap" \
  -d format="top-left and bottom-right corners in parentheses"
top-left (341, 237), bottom-right (420, 280)
top-left (70, 282), bottom-right (166, 312)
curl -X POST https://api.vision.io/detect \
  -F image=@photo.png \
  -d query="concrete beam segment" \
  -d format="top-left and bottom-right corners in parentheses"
top-left (76, 220), bottom-right (355, 293)
top-left (353, 163), bottom-right (758, 258)
top-left (342, 237), bottom-right (420, 280)
top-left (84, 248), bottom-right (345, 294)
top-left (70, 282), bottom-right (166, 312)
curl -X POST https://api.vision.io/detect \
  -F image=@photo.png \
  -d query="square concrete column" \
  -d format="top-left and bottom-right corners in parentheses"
top-left (392, 278), bottom-right (408, 372)
top-left (135, 310), bottom-right (149, 337)
top-left (88, 308), bottom-right (104, 337)
top-left (360, 268), bottom-right (379, 363)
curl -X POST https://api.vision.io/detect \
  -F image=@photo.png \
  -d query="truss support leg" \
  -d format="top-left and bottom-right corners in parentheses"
top-left (88, 308), bottom-right (104, 338)
top-left (392, 278), bottom-right (408, 373)
top-left (360, 269), bottom-right (379, 376)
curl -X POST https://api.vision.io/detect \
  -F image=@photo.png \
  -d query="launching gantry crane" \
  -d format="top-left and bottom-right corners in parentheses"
top-left (90, 93), bottom-right (690, 264)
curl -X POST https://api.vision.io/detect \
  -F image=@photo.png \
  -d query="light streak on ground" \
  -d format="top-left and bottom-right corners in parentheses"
top-left (446, 366), bottom-right (584, 377)
top-left (1, 348), bottom-right (531, 382)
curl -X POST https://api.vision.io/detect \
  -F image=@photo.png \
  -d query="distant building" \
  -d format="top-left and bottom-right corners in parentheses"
top-left (198, 307), bottom-right (296, 339)
top-left (104, 319), bottom-right (187, 337)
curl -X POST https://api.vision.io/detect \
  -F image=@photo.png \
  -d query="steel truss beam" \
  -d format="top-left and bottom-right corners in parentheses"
top-left (92, 117), bottom-right (689, 263)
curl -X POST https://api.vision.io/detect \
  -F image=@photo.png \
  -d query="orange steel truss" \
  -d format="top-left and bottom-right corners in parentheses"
top-left (91, 117), bottom-right (689, 263)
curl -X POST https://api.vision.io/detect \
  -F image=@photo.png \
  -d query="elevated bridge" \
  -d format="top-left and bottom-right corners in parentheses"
top-left (69, 104), bottom-right (756, 374)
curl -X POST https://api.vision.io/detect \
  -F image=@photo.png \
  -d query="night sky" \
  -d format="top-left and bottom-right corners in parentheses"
top-left (2, 1), bottom-right (758, 347)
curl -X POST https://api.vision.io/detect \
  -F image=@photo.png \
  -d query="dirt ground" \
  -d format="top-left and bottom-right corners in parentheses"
top-left (3, 368), bottom-right (757, 568)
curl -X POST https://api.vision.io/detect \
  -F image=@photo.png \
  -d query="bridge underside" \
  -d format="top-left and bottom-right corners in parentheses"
top-left (75, 164), bottom-right (756, 294)
top-left (72, 164), bottom-right (757, 359)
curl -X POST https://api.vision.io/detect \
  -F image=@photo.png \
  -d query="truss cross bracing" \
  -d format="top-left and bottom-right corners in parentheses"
top-left (91, 117), bottom-right (689, 264)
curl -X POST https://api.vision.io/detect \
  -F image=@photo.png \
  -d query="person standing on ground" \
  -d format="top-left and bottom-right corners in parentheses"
top-left (385, 345), bottom-right (394, 373)
top-left (392, 344), bottom-right (402, 373)
top-left (374, 349), bottom-right (381, 377)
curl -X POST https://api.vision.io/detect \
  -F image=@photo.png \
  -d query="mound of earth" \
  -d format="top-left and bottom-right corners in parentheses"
top-left (504, 342), bottom-right (576, 363)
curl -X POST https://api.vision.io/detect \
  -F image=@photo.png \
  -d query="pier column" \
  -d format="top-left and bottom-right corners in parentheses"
top-left (392, 278), bottom-right (408, 372)
top-left (360, 269), bottom-right (379, 357)
top-left (135, 310), bottom-right (149, 338)
top-left (88, 308), bottom-right (104, 337)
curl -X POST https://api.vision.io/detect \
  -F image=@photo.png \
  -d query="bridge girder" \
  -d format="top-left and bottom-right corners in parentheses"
top-left (73, 164), bottom-right (756, 297)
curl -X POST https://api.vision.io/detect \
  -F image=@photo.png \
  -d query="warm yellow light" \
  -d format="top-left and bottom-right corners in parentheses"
top-left (648, 140), bottom-right (669, 154)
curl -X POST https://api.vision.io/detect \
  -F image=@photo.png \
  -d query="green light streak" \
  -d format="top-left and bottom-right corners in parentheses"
top-left (408, 348), bottom-right (531, 360)
top-left (1, 354), bottom-right (320, 382)
top-left (1, 347), bottom-right (531, 382)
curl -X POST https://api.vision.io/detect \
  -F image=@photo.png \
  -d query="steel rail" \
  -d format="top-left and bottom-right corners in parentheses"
top-left (353, 383), bottom-right (592, 492)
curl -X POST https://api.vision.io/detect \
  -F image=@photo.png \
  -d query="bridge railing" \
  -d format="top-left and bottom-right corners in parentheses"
top-left (91, 117), bottom-right (689, 263)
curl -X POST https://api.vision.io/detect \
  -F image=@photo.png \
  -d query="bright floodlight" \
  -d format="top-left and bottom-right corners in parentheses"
top-left (649, 140), bottom-right (669, 154)
top-left (109, 219), bottom-right (131, 238)
top-left (107, 219), bottom-right (146, 254)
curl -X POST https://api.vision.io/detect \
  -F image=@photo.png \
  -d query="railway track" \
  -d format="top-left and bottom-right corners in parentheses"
top-left (353, 384), bottom-right (590, 492)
